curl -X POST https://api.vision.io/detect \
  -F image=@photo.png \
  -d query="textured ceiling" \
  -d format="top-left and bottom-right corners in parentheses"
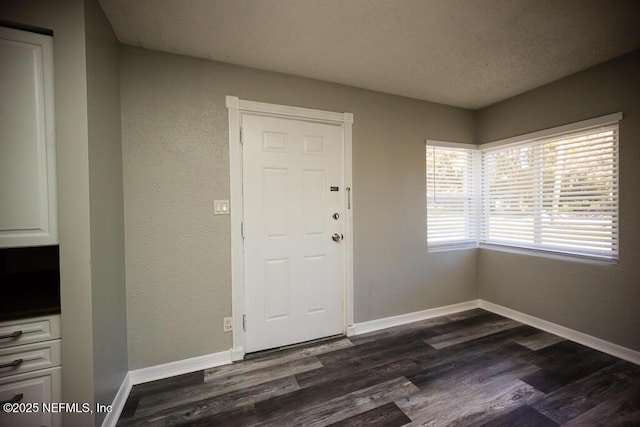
top-left (98, 0), bottom-right (640, 109)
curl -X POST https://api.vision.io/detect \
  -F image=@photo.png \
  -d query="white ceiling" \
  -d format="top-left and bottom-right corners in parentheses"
top-left (99, 0), bottom-right (640, 109)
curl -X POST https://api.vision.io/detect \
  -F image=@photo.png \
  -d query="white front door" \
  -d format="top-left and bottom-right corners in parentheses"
top-left (243, 113), bottom-right (345, 353)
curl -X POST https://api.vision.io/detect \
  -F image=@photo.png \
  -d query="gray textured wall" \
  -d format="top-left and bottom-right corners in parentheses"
top-left (476, 50), bottom-right (640, 351)
top-left (120, 46), bottom-right (478, 370)
top-left (85, 0), bottom-right (128, 424)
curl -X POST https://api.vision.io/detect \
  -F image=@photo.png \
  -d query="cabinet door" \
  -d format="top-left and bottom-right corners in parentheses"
top-left (0, 367), bottom-right (62, 427)
top-left (0, 26), bottom-right (57, 248)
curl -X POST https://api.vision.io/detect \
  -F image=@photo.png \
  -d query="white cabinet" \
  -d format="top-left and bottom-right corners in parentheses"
top-left (0, 315), bottom-right (62, 427)
top-left (0, 26), bottom-right (57, 248)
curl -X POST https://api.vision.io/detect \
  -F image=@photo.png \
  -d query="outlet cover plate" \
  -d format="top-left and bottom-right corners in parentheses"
top-left (223, 316), bottom-right (233, 332)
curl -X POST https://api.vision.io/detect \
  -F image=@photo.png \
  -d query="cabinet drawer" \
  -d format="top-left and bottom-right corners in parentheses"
top-left (0, 366), bottom-right (61, 427)
top-left (0, 339), bottom-right (61, 378)
top-left (0, 315), bottom-right (60, 349)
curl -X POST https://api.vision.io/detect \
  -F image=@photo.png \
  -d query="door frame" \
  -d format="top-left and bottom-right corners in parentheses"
top-left (226, 96), bottom-right (354, 360)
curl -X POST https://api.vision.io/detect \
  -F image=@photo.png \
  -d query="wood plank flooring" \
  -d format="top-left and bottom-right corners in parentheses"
top-left (116, 309), bottom-right (640, 426)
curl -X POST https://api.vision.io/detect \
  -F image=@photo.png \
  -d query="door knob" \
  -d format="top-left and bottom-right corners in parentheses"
top-left (331, 233), bottom-right (343, 242)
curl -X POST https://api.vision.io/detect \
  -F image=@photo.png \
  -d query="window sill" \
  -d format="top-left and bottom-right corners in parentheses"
top-left (428, 242), bottom-right (478, 253)
top-left (478, 243), bottom-right (618, 267)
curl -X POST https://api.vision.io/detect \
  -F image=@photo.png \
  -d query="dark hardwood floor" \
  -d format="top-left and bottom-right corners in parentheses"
top-left (116, 309), bottom-right (640, 426)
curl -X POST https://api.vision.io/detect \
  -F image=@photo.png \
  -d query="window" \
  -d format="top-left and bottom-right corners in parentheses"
top-left (426, 113), bottom-right (621, 261)
top-left (426, 142), bottom-right (478, 247)
top-left (481, 120), bottom-right (619, 260)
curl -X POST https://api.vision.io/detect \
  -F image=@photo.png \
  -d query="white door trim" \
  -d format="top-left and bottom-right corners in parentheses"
top-left (226, 96), bottom-right (354, 360)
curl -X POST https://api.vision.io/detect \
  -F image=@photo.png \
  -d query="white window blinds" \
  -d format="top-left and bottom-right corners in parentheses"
top-left (481, 123), bottom-right (619, 260)
top-left (426, 143), bottom-right (478, 247)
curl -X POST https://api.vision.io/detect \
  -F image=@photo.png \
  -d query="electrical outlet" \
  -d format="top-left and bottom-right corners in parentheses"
top-left (223, 317), bottom-right (233, 332)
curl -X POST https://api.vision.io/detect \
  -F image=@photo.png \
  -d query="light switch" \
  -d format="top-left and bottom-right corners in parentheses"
top-left (214, 200), bottom-right (230, 215)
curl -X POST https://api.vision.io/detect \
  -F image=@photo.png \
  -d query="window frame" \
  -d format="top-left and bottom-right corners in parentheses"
top-left (426, 140), bottom-right (479, 251)
top-left (479, 112), bottom-right (621, 263)
top-left (425, 112), bottom-right (622, 263)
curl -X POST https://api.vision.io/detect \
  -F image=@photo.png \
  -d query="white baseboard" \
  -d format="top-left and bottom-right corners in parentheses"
top-left (346, 300), bottom-right (480, 337)
top-left (231, 346), bottom-right (245, 362)
top-left (128, 349), bottom-right (233, 385)
top-left (101, 372), bottom-right (132, 427)
top-left (479, 300), bottom-right (640, 365)
top-left (344, 298), bottom-right (639, 365)
top-left (103, 350), bottom-right (234, 426)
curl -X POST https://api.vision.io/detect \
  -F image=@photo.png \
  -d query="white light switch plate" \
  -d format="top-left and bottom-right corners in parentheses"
top-left (214, 200), bottom-right (230, 215)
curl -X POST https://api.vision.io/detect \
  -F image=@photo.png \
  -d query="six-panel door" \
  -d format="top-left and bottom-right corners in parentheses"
top-left (243, 114), bottom-right (345, 353)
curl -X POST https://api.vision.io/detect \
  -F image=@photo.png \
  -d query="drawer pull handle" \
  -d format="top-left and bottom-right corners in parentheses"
top-left (0, 358), bottom-right (23, 369)
top-left (0, 393), bottom-right (24, 406)
top-left (0, 330), bottom-right (23, 340)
